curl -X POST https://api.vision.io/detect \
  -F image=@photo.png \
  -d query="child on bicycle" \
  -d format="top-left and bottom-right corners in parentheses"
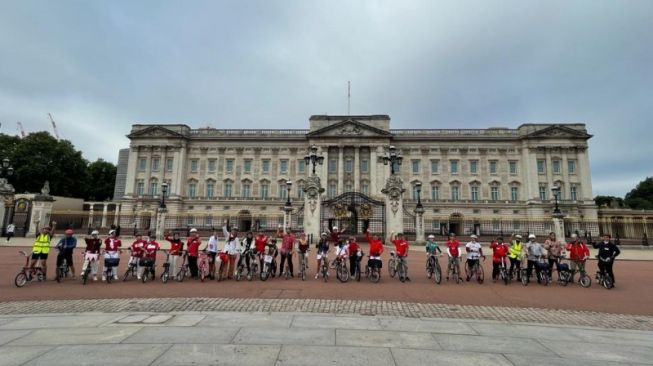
top-left (141, 236), bottom-right (160, 279)
top-left (56, 229), bottom-right (77, 280)
top-left (490, 237), bottom-right (508, 282)
top-left (130, 233), bottom-right (145, 279)
top-left (82, 230), bottom-right (102, 281)
top-left (315, 232), bottom-right (329, 279)
top-left (391, 232), bottom-right (410, 281)
top-left (425, 234), bottom-right (442, 279)
top-left (465, 235), bottom-right (484, 281)
top-left (445, 233), bottom-right (461, 280)
top-left (103, 230), bottom-right (122, 281)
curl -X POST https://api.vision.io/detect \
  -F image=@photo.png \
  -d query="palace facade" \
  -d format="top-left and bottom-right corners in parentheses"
top-left (114, 115), bottom-right (598, 237)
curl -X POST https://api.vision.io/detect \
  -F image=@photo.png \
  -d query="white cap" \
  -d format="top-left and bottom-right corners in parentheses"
top-left (427, 234), bottom-right (435, 239)
top-left (470, 234), bottom-right (478, 239)
top-left (321, 232), bottom-right (328, 236)
top-left (528, 234), bottom-right (536, 239)
top-left (515, 234), bottom-right (522, 239)
top-left (109, 230), bottom-right (116, 235)
top-left (571, 233), bottom-right (578, 238)
top-left (332, 226), bottom-right (338, 230)
top-left (91, 230), bottom-right (99, 236)
top-left (189, 228), bottom-right (198, 233)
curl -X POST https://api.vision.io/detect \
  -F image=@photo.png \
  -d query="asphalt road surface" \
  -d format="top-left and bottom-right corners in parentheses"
top-left (1, 245), bottom-right (651, 316)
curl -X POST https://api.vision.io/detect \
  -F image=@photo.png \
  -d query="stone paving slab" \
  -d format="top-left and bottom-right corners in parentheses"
top-left (431, 333), bottom-right (551, 355)
top-left (0, 330), bottom-right (32, 346)
top-left (233, 327), bottom-right (335, 346)
top-left (23, 344), bottom-right (171, 366)
top-left (8, 327), bottom-right (140, 346)
top-left (0, 346), bottom-right (54, 366)
top-left (151, 344), bottom-right (280, 366)
top-left (539, 339), bottom-right (653, 364)
top-left (198, 312), bottom-right (293, 329)
top-left (0, 314), bottom-right (121, 330)
top-left (3, 298), bottom-right (650, 330)
top-left (122, 326), bottom-right (240, 344)
top-left (377, 317), bottom-right (478, 334)
top-left (470, 322), bottom-right (587, 341)
top-left (336, 329), bottom-right (441, 349)
top-left (277, 345), bottom-right (395, 366)
top-left (391, 348), bottom-right (513, 366)
top-left (505, 354), bottom-right (635, 366)
top-left (292, 314), bottom-right (383, 330)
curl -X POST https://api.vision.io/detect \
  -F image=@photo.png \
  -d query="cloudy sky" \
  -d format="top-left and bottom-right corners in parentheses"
top-left (0, 1), bottom-right (651, 197)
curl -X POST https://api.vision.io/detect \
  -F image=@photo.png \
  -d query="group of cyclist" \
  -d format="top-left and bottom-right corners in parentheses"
top-left (26, 222), bottom-right (620, 286)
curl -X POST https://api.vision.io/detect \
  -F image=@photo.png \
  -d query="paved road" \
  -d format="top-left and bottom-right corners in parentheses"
top-left (0, 310), bottom-right (652, 366)
top-left (2, 244), bottom-right (652, 316)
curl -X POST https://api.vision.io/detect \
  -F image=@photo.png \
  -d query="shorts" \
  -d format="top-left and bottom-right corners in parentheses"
top-left (31, 252), bottom-right (48, 260)
top-left (368, 258), bottom-right (382, 269)
top-left (207, 252), bottom-right (217, 263)
top-left (58, 249), bottom-right (74, 266)
top-left (140, 258), bottom-right (155, 267)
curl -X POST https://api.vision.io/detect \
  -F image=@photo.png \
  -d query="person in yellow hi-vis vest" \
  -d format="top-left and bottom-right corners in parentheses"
top-left (31, 226), bottom-right (53, 278)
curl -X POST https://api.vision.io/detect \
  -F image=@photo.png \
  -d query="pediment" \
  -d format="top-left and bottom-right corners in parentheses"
top-left (522, 125), bottom-right (592, 140)
top-left (306, 119), bottom-right (393, 138)
top-left (127, 126), bottom-right (187, 139)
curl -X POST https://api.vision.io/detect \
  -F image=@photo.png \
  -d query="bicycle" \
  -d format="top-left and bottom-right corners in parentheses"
top-left (595, 256), bottom-right (615, 290)
top-left (55, 249), bottom-right (70, 283)
top-left (103, 252), bottom-right (120, 284)
top-left (465, 257), bottom-right (485, 284)
top-left (81, 252), bottom-right (99, 285)
top-left (566, 261), bottom-right (592, 288)
top-left (353, 249), bottom-right (363, 282)
top-left (140, 258), bottom-right (156, 283)
top-left (446, 257), bottom-right (462, 284)
top-left (426, 254), bottom-right (442, 284)
top-left (319, 253), bottom-right (329, 282)
top-left (247, 251), bottom-right (259, 281)
top-left (555, 259), bottom-right (573, 286)
top-left (536, 258), bottom-right (551, 286)
top-left (14, 251), bottom-right (46, 287)
top-left (498, 258), bottom-right (510, 285)
top-left (198, 251), bottom-right (210, 282)
top-left (175, 252), bottom-right (191, 282)
top-left (335, 256), bottom-right (349, 283)
top-left (364, 256), bottom-right (381, 283)
top-left (388, 251), bottom-right (397, 278)
top-left (260, 244), bottom-right (277, 282)
top-left (122, 253), bottom-right (139, 282)
top-left (299, 250), bottom-right (309, 281)
top-left (160, 251), bottom-right (172, 284)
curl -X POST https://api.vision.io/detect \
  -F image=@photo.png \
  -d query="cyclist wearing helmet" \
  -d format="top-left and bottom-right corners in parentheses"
top-left (445, 233), bottom-right (461, 281)
top-left (426, 234), bottom-right (442, 256)
top-left (465, 235), bottom-right (484, 281)
top-left (508, 234), bottom-right (524, 280)
top-left (566, 233), bottom-right (590, 282)
top-left (56, 229), bottom-right (78, 280)
top-left (315, 232), bottom-right (329, 279)
top-left (103, 229), bottom-right (122, 281)
top-left (31, 226), bottom-right (53, 279)
top-left (391, 231), bottom-right (410, 281)
top-left (83, 230), bottom-right (102, 281)
top-left (525, 234), bottom-right (544, 282)
top-left (490, 237), bottom-right (508, 282)
top-left (365, 229), bottom-right (384, 275)
top-left (187, 228), bottom-right (201, 278)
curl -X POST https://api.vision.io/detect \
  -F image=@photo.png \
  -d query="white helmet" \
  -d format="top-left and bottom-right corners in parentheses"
top-left (189, 228), bottom-right (198, 233)
top-left (470, 234), bottom-right (478, 239)
top-left (91, 230), bottom-right (99, 236)
top-left (332, 226), bottom-right (338, 231)
top-left (515, 234), bottom-right (523, 239)
top-left (427, 234), bottom-right (435, 240)
top-left (109, 230), bottom-right (116, 235)
top-left (528, 234), bottom-right (536, 239)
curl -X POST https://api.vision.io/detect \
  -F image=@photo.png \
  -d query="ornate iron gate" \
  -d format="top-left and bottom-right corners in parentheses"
top-left (321, 192), bottom-right (385, 237)
top-left (10, 198), bottom-right (32, 237)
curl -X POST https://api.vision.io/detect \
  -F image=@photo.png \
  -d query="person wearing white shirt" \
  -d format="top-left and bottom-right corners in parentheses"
top-left (465, 235), bottom-right (485, 282)
top-left (222, 224), bottom-right (240, 279)
top-left (206, 231), bottom-right (220, 280)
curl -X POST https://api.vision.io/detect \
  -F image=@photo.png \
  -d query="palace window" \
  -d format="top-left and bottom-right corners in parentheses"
top-left (151, 158), bottom-right (160, 172)
top-left (431, 160), bottom-right (439, 175)
top-left (361, 182), bottom-right (369, 195)
top-left (553, 160), bottom-right (561, 174)
top-left (360, 159), bottom-right (369, 173)
top-left (138, 158), bottom-right (147, 172)
top-left (328, 182), bottom-right (337, 198)
top-left (537, 160), bottom-right (546, 174)
top-left (450, 160), bottom-right (458, 174)
top-left (412, 160), bottom-right (420, 174)
top-left (511, 186), bottom-right (519, 202)
top-left (279, 182), bottom-right (288, 199)
top-left (262, 160), bottom-right (270, 174)
top-left (224, 181), bottom-right (233, 198)
top-left (208, 159), bottom-right (217, 173)
top-left (539, 184), bottom-right (547, 201)
top-left (279, 159), bottom-right (288, 174)
top-left (509, 161), bottom-right (518, 175)
top-left (136, 181), bottom-right (145, 196)
top-left (470, 185), bottom-right (479, 202)
top-left (571, 185), bottom-right (579, 201)
top-left (206, 181), bottom-right (215, 198)
top-left (226, 159), bottom-right (234, 174)
top-left (188, 182), bottom-right (197, 198)
top-left (489, 160), bottom-right (498, 175)
top-left (297, 182), bottom-right (305, 199)
top-left (345, 159), bottom-right (353, 173)
top-left (431, 185), bottom-right (440, 200)
top-left (329, 159), bottom-right (337, 173)
top-left (242, 182), bottom-right (251, 198)
top-left (298, 160), bottom-right (306, 174)
top-left (568, 160), bottom-right (576, 174)
top-left (244, 159), bottom-right (252, 174)
top-left (469, 160), bottom-right (478, 174)
top-left (490, 185), bottom-right (500, 201)
top-left (451, 184), bottom-right (460, 201)
top-left (165, 158), bottom-right (174, 172)
top-left (150, 179), bottom-right (158, 196)
top-left (190, 159), bottom-right (199, 173)
top-left (260, 182), bottom-right (269, 199)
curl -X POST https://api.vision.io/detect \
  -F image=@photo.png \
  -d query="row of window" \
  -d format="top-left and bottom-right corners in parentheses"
top-left (138, 157), bottom-right (307, 175)
top-left (136, 180), bottom-right (306, 200)
top-left (537, 159), bottom-right (577, 175)
top-left (327, 159), bottom-right (370, 174)
top-left (413, 160), bottom-right (519, 176)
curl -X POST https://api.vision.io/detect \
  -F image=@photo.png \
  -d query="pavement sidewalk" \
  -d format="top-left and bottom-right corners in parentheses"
top-left (0, 310), bottom-right (652, 366)
top-left (4, 237), bottom-right (653, 261)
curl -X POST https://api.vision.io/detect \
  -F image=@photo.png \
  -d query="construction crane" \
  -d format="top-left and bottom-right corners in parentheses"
top-left (48, 113), bottom-right (60, 140)
top-left (17, 122), bottom-right (26, 138)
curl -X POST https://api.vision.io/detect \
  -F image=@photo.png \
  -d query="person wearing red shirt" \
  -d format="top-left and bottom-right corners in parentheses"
top-left (490, 237), bottom-right (508, 282)
top-left (141, 236), bottom-right (160, 279)
top-left (82, 230), bottom-right (102, 281)
top-left (102, 230), bottom-right (122, 281)
top-left (391, 232), bottom-right (410, 281)
top-left (129, 233), bottom-right (145, 279)
top-left (346, 236), bottom-right (362, 276)
top-left (278, 227), bottom-right (295, 278)
top-left (164, 232), bottom-right (184, 278)
top-left (186, 228), bottom-right (201, 278)
top-left (254, 230), bottom-right (269, 271)
top-left (329, 224), bottom-right (349, 244)
top-left (445, 233), bottom-right (461, 281)
top-left (566, 233), bottom-right (590, 281)
top-left (365, 229), bottom-right (384, 277)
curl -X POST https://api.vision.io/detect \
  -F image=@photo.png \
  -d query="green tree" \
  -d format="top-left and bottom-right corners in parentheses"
top-left (86, 159), bottom-right (117, 201)
top-left (624, 177), bottom-right (653, 210)
top-left (10, 132), bottom-right (89, 197)
top-left (594, 195), bottom-right (624, 208)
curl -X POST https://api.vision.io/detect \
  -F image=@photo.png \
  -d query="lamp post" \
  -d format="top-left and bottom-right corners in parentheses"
top-left (415, 182), bottom-right (423, 210)
top-left (551, 185), bottom-right (561, 215)
top-left (304, 145), bottom-right (325, 175)
top-left (414, 181), bottom-right (425, 244)
top-left (283, 180), bottom-right (293, 230)
top-left (160, 182), bottom-right (168, 209)
top-left (382, 145), bottom-right (403, 175)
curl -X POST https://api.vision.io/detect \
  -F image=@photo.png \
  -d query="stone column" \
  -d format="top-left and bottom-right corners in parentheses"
top-left (552, 213), bottom-right (566, 243)
top-left (354, 147), bottom-right (360, 192)
top-left (303, 175), bottom-right (324, 244)
top-left (381, 175), bottom-right (405, 243)
top-left (155, 208), bottom-right (167, 240)
top-left (337, 146), bottom-right (344, 194)
top-left (88, 204), bottom-right (95, 229)
top-left (100, 203), bottom-right (108, 228)
top-left (0, 178), bottom-right (15, 233)
top-left (415, 206), bottom-right (425, 244)
top-left (369, 147), bottom-right (377, 196)
top-left (113, 204), bottom-right (121, 227)
top-left (28, 184), bottom-right (55, 237)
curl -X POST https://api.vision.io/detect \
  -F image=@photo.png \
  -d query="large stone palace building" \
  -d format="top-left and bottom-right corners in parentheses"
top-left (114, 115), bottom-right (598, 238)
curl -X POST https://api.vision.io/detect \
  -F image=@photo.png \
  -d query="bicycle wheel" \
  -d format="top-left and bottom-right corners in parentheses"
top-left (476, 265), bottom-right (484, 284)
top-left (398, 262), bottom-right (406, 283)
top-left (337, 264), bottom-right (349, 283)
top-left (502, 269), bottom-right (509, 285)
top-left (602, 275), bottom-right (614, 289)
top-left (355, 263), bottom-right (361, 282)
top-left (322, 263), bottom-right (329, 282)
top-left (369, 268), bottom-right (380, 283)
top-left (432, 262), bottom-right (441, 284)
top-left (579, 274), bottom-right (591, 288)
top-left (14, 272), bottom-right (28, 288)
top-left (175, 268), bottom-right (185, 282)
top-left (260, 264), bottom-right (269, 281)
top-left (161, 270), bottom-right (169, 284)
top-left (521, 270), bottom-right (528, 286)
top-left (106, 269), bottom-right (113, 284)
top-left (200, 265), bottom-right (206, 282)
top-left (388, 259), bottom-right (397, 278)
top-left (82, 267), bottom-right (90, 285)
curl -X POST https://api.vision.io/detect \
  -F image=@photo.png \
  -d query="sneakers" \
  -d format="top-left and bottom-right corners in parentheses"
top-left (102, 275), bottom-right (107, 281)
top-left (113, 275), bottom-right (118, 280)
top-left (137, 275), bottom-right (142, 280)
top-left (315, 274), bottom-right (319, 279)
top-left (93, 276), bottom-right (98, 281)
